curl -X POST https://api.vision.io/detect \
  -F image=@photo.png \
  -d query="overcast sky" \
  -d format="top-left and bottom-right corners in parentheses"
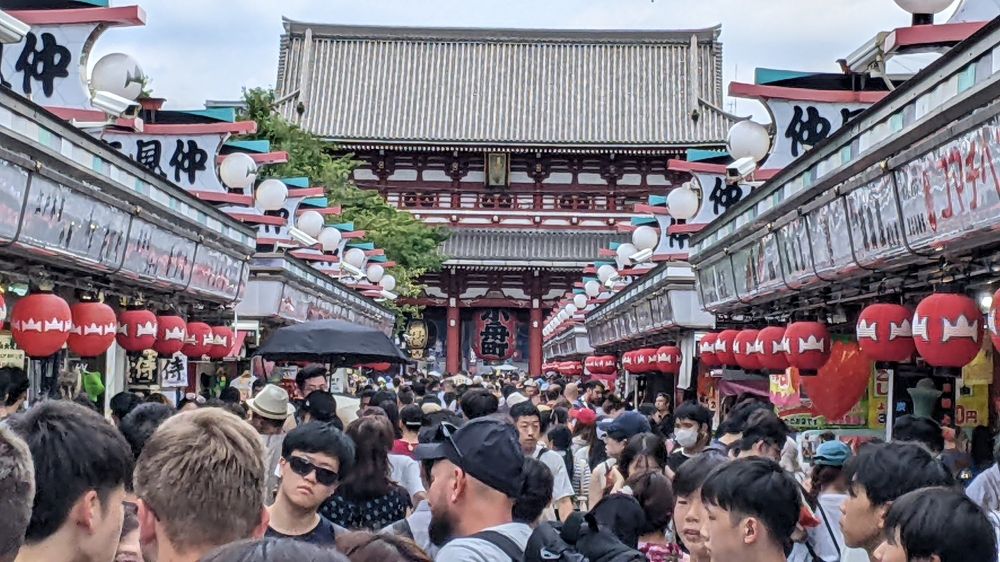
top-left (92, 0), bottom-right (961, 119)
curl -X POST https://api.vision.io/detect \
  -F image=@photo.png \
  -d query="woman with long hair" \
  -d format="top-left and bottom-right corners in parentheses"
top-left (804, 440), bottom-right (852, 562)
top-left (321, 415), bottom-right (412, 530)
top-left (618, 432), bottom-right (670, 482)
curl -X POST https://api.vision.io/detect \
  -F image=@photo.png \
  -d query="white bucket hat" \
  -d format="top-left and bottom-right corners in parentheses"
top-left (248, 384), bottom-right (295, 420)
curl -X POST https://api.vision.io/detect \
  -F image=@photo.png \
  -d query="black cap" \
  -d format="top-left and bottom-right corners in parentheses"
top-left (414, 417), bottom-right (525, 498)
top-left (598, 411), bottom-right (651, 441)
top-left (302, 391), bottom-right (337, 422)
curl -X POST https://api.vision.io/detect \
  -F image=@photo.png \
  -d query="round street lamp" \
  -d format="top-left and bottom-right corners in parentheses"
top-left (296, 210), bottom-right (324, 238)
top-left (667, 181), bottom-right (700, 220)
top-left (219, 152), bottom-right (258, 190)
top-left (894, 0), bottom-right (954, 24)
top-left (585, 280), bottom-right (601, 298)
top-left (255, 179), bottom-right (288, 211)
top-left (631, 225), bottom-right (659, 252)
top-left (90, 53), bottom-right (144, 100)
top-left (597, 264), bottom-right (617, 284)
top-left (573, 294), bottom-right (588, 309)
top-left (727, 120), bottom-right (771, 163)
top-left (379, 274), bottom-right (397, 292)
top-left (367, 264), bottom-right (385, 284)
top-left (318, 227), bottom-right (342, 253)
top-left (344, 248), bottom-right (366, 269)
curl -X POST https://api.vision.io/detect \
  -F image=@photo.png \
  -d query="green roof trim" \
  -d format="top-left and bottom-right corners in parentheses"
top-left (225, 140), bottom-right (271, 153)
top-left (176, 107), bottom-right (236, 122)
top-left (686, 148), bottom-right (729, 162)
top-left (755, 67), bottom-right (814, 85)
top-left (282, 177), bottom-right (310, 188)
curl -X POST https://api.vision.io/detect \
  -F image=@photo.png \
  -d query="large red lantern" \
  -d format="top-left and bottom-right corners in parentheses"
top-left (11, 293), bottom-right (71, 357)
top-left (67, 302), bottom-right (116, 357)
top-left (755, 326), bottom-right (789, 372)
top-left (206, 326), bottom-right (234, 360)
top-left (913, 294), bottom-right (982, 368)
top-left (783, 322), bottom-right (832, 373)
top-left (699, 333), bottom-right (720, 367)
top-left (473, 309), bottom-right (517, 362)
top-left (182, 322), bottom-right (212, 359)
top-left (734, 329), bottom-right (762, 371)
top-left (632, 348), bottom-right (654, 373)
top-left (656, 346), bottom-right (681, 375)
top-left (856, 304), bottom-right (915, 363)
top-left (622, 351), bottom-right (636, 372)
top-left (153, 315), bottom-right (187, 356)
top-left (714, 330), bottom-right (739, 367)
top-left (558, 361), bottom-right (583, 377)
top-left (585, 355), bottom-right (616, 375)
top-left (360, 362), bottom-right (392, 372)
top-left (117, 309), bottom-right (157, 353)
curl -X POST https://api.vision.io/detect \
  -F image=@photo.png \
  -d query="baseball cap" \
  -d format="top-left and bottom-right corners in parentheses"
top-left (598, 411), bottom-right (651, 441)
top-left (505, 392), bottom-right (529, 407)
top-left (414, 417), bottom-right (525, 497)
top-left (813, 440), bottom-right (852, 467)
top-left (302, 391), bottom-right (337, 422)
top-left (570, 407), bottom-right (597, 426)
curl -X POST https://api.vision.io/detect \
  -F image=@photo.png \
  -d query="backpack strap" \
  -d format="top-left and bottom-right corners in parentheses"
top-left (469, 530), bottom-right (524, 562)
top-left (815, 501), bottom-right (841, 557)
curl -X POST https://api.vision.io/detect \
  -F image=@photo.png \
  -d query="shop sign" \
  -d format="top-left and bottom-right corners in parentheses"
top-left (769, 370), bottom-right (800, 409)
top-left (188, 246), bottom-right (245, 301)
top-left (776, 216), bottom-right (815, 289)
top-left (0, 24), bottom-right (100, 111)
top-left (868, 368), bottom-right (891, 430)
top-left (120, 217), bottom-right (195, 289)
top-left (764, 100), bottom-right (870, 170)
top-left (102, 133), bottom-right (228, 193)
top-left (752, 233), bottom-right (784, 296)
top-left (844, 174), bottom-right (908, 268)
top-left (0, 332), bottom-right (24, 368)
top-left (126, 349), bottom-right (159, 387)
top-left (807, 196), bottom-right (854, 280)
top-left (955, 380), bottom-right (989, 428)
top-left (159, 352), bottom-right (188, 388)
top-left (0, 160), bottom-right (28, 242)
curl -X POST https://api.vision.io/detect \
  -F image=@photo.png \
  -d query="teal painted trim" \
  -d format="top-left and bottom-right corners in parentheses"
top-left (582, 277), bottom-right (598, 283)
top-left (686, 148), bottom-right (729, 162)
top-left (369, 255), bottom-right (388, 263)
top-left (754, 67), bottom-right (814, 85)
top-left (609, 242), bottom-right (621, 250)
top-left (647, 195), bottom-right (667, 206)
top-left (282, 177), bottom-right (310, 188)
top-left (332, 222), bottom-right (353, 231)
top-left (80, 0), bottom-right (110, 5)
top-left (631, 217), bottom-right (658, 226)
top-left (594, 260), bottom-right (616, 268)
top-left (174, 107), bottom-right (236, 122)
top-left (347, 242), bottom-right (375, 250)
top-left (224, 140), bottom-right (271, 153)
top-left (301, 197), bottom-right (328, 207)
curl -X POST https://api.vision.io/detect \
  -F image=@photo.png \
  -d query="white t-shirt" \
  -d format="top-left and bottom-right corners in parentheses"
top-left (533, 445), bottom-right (575, 502)
top-left (389, 453), bottom-right (425, 500)
top-left (435, 522), bottom-right (532, 562)
top-left (807, 492), bottom-right (848, 562)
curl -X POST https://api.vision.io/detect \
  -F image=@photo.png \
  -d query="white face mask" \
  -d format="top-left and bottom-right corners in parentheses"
top-left (674, 427), bottom-right (699, 449)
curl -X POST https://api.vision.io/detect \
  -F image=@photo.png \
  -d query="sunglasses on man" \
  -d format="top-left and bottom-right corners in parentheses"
top-left (285, 455), bottom-right (339, 486)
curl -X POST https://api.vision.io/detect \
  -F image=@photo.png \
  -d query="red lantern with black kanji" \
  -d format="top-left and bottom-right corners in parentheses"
top-left (117, 309), bottom-right (157, 353)
top-left (714, 330), bottom-right (739, 367)
top-left (473, 309), bottom-right (517, 362)
top-left (67, 302), bottom-right (116, 357)
top-left (153, 315), bottom-right (187, 356)
top-left (622, 351), bottom-right (636, 372)
top-left (734, 329), bottom-right (762, 371)
top-left (206, 326), bottom-right (233, 360)
top-left (11, 293), bottom-right (71, 357)
top-left (182, 322), bottom-right (212, 359)
top-left (783, 322), bottom-right (832, 373)
top-left (913, 293), bottom-right (982, 368)
top-left (656, 346), bottom-right (681, 375)
top-left (699, 333), bottom-right (720, 367)
top-left (856, 304), bottom-right (915, 363)
top-left (756, 326), bottom-right (789, 372)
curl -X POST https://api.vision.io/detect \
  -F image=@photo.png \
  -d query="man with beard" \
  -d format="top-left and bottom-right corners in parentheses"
top-left (415, 418), bottom-right (528, 562)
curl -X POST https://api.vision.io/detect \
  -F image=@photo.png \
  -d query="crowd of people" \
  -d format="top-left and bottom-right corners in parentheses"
top-left (1, 363), bottom-right (999, 562)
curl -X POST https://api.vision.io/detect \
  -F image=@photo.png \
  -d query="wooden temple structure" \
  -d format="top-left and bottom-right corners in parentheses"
top-left (275, 21), bottom-right (731, 375)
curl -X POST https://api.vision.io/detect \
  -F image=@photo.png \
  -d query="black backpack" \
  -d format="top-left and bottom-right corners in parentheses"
top-left (524, 512), bottom-right (646, 562)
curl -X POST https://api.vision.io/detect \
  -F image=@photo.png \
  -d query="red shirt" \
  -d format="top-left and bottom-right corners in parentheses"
top-left (392, 439), bottom-right (417, 458)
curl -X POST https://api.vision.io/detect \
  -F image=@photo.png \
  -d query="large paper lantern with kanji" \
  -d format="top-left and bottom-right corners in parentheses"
top-left (714, 330), bottom-right (739, 367)
top-left (733, 329), bottom-right (762, 371)
top-left (755, 326), bottom-right (789, 372)
top-left (206, 326), bottom-right (234, 360)
top-left (473, 309), bottom-right (517, 362)
top-left (655, 346), bottom-right (681, 375)
top-left (699, 333), bottom-right (720, 367)
top-left (182, 322), bottom-right (213, 359)
top-left (12, 293), bottom-right (71, 357)
top-left (67, 302), bottom-right (117, 357)
top-left (856, 304), bottom-right (915, 363)
top-left (912, 293), bottom-right (982, 368)
top-left (153, 315), bottom-right (187, 356)
top-left (783, 322), bottom-right (832, 373)
top-left (117, 309), bottom-right (157, 353)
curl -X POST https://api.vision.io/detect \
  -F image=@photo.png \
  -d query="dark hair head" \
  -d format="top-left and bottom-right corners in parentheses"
top-left (397, 388), bottom-right (415, 406)
top-left (501, 384), bottom-right (516, 398)
top-left (619, 432), bottom-right (669, 480)
top-left (420, 395), bottom-right (441, 406)
top-left (460, 388), bottom-right (499, 420)
top-left (121, 501), bottom-right (139, 538)
top-left (109, 391), bottom-right (144, 421)
top-left (550, 407), bottom-right (568, 426)
top-left (296, 364), bottom-right (328, 391)
top-left (513, 457), bottom-right (553, 524)
top-left (547, 425), bottom-right (572, 451)
top-left (806, 464), bottom-right (843, 509)
top-left (842, 442), bottom-right (954, 506)
top-left (281, 422), bottom-right (356, 475)
top-left (120, 402), bottom-right (175, 462)
top-left (637, 402), bottom-right (656, 417)
top-left (378, 400), bottom-right (401, 437)
top-left (602, 394), bottom-right (625, 414)
top-left (337, 531), bottom-right (432, 562)
top-left (892, 415), bottom-right (944, 454)
top-left (201, 537), bottom-right (350, 562)
top-left (0, 367), bottom-right (29, 407)
top-left (884, 487), bottom-right (996, 562)
top-left (509, 401), bottom-right (541, 422)
top-left (8, 400), bottom-right (133, 543)
top-left (0, 424), bottom-right (33, 562)
top-left (400, 404), bottom-right (424, 431)
top-left (701, 457), bottom-right (799, 549)
top-left (411, 382), bottom-right (426, 397)
top-left (219, 386), bottom-right (242, 404)
top-left (629, 471), bottom-right (675, 534)
top-left (737, 411), bottom-right (788, 453)
top-left (372, 391), bottom-right (397, 409)
top-left (340, 415), bottom-right (397, 501)
top-left (716, 400), bottom-right (771, 437)
top-left (674, 401), bottom-right (712, 430)
top-left (545, 387), bottom-right (561, 401)
top-left (582, 380), bottom-right (605, 392)
top-left (971, 425), bottom-right (994, 466)
top-left (672, 452), bottom-right (729, 498)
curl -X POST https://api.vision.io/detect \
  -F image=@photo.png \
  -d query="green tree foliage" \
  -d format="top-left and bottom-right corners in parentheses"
top-left (239, 88), bottom-right (447, 315)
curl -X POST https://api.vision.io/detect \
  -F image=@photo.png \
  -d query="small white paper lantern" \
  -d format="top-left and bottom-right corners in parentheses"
top-left (219, 153), bottom-right (258, 190)
top-left (318, 227), bottom-right (343, 253)
top-left (727, 120), bottom-right (771, 163)
top-left (631, 226), bottom-right (659, 252)
top-left (585, 281), bottom-right (601, 298)
top-left (893, 0), bottom-right (954, 14)
top-left (566, 304), bottom-right (578, 315)
top-left (379, 274), bottom-right (397, 292)
top-left (573, 294), bottom-right (588, 309)
top-left (255, 179), bottom-right (288, 211)
top-left (558, 310), bottom-right (569, 321)
top-left (667, 182), bottom-right (700, 220)
top-left (367, 264), bottom-right (385, 284)
top-left (90, 53), bottom-right (144, 100)
top-left (344, 248), bottom-right (366, 268)
top-left (616, 243), bottom-right (637, 265)
top-left (296, 210), bottom-right (324, 238)
top-left (597, 265), bottom-right (617, 284)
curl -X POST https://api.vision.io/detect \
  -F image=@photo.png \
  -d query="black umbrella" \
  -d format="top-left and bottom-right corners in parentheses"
top-left (254, 319), bottom-right (409, 367)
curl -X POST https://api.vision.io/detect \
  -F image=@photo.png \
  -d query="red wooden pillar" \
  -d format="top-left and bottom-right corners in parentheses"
top-left (446, 303), bottom-right (461, 375)
top-left (529, 306), bottom-right (543, 377)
